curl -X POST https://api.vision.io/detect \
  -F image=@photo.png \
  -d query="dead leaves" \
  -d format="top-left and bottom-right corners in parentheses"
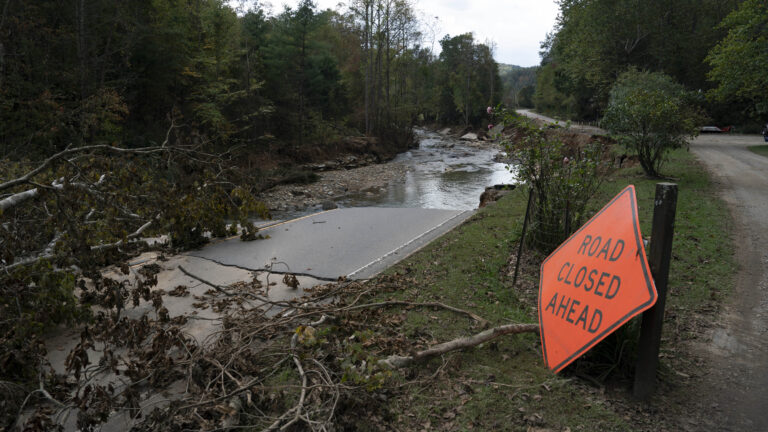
top-left (282, 273), bottom-right (300, 289)
top-left (167, 285), bottom-right (189, 297)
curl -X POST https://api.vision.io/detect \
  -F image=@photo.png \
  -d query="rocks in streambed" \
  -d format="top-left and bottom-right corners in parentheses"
top-left (460, 132), bottom-right (479, 141)
top-left (479, 184), bottom-right (516, 208)
top-left (493, 151), bottom-right (516, 164)
top-left (259, 162), bottom-right (408, 213)
top-left (303, 154), bottom-right (379, 172)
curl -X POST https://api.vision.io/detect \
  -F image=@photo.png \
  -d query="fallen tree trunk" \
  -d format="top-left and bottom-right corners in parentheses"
top-left (379, 323), bottom-right (540, 369)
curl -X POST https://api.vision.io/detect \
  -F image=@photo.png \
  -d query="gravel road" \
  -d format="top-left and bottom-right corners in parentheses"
top-left (516, 109), bottom-right (606, 135)
top-left (690, 134), bottom-right (768, 431)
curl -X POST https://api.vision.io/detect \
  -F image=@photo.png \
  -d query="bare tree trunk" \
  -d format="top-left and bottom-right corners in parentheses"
top-left (0, 0), bottom-right (9, 90)
top-left (244, 38), bottom-right (251, 92)
top-left (487, 40), bottom-right (497, 107)
top-left (384, 0), bottom-right (391, 125)
top-left (464, 68), bottom-right (470, 126)
top-left (0, 40), bottom-right (4, 90)
top-left (298, 26), bottom-right (306, 147)
top-left (373, 1), bottom-right (382, 134)
top-left (364, 2), bottom-right (371, 135)
top-left (76, 0), bottom-right (87, 100)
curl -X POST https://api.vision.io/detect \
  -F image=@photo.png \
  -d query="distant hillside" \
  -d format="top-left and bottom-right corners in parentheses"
top-left (499, 64), bottom-right (538, 108)
top-left (498, 64), bottom-right (524, 75)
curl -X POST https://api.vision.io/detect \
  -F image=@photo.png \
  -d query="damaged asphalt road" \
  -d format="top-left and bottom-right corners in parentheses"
top-left (188, 207), bottom-right (474, 281)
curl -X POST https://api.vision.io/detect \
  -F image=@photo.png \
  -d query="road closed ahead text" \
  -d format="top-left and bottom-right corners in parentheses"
top-left (538, 186), bottom-right (657, 373)
top-left (545, 236), bottom-right (626, 334)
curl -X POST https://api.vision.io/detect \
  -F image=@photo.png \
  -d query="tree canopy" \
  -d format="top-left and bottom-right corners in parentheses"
top-left (705, 0), bottom-right (768, 121)
top-left (536, 0), bottom-right (742, 122)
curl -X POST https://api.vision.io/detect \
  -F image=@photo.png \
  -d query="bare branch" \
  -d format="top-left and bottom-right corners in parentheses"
top-left (178, 265), bottom-right (236, 297)
top-left (379, 323), bottom-right (539, 369)
top-left (2, 232), bottom-right (62, 272)
top-left (90, 214), bottom-right (157, 251)
top-left (342, 300), bottom-right (489, 327)
top-left (0, 144), bottom-right (166, 194)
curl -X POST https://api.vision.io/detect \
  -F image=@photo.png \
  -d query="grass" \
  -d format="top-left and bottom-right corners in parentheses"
top-left (748, 145), bottom-right (768, 158)
top-left (361, 146), bottom-right (734, 430)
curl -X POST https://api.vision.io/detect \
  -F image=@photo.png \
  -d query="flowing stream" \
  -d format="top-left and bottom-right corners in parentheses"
top-left (337, 128), bottom-right (516, 210)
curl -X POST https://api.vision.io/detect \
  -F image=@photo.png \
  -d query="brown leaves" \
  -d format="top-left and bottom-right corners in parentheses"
top-left (283, 273), bottom-right (300, 289)
top-left (167, 285), bottom-right (189, 297)
top-left (65, 329), bottom-right (94, 381)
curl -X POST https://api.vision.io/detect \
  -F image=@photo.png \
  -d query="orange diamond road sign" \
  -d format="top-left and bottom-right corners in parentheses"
top-left (538, 185), bottom-right (657, 373)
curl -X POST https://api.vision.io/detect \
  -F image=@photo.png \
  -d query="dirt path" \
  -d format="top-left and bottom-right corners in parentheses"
top-left (689, 134), bottom-right (768, 430)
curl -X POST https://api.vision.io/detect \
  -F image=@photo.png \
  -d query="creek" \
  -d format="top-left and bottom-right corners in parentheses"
top-left (270, 128), bottom-right (518, 220)
top-left (341, 128), bottom-right (516, 209)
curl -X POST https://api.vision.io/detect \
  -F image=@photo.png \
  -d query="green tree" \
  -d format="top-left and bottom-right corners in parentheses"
top-left (602, 69), bottom-right (703, 177)
top-left (534, 63), bottom-right (575, 117)
top-left (538, 0), bottom-right (739, 121)
top-left (262, 1), bottom-right (347, 146)
top-left (438, 33), bottom-right (501, 126)
top-left (517, 85), bottom-right (535, 108)
top-left (705, 0), bottom-right (768, 120)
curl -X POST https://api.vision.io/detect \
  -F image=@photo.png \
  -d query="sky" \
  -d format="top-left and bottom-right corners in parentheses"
top-left (253, 0), bottom-right (560, 67)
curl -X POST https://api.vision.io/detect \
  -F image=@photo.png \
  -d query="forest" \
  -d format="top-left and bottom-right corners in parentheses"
top-left (534, 0), bottom-right (767, 130)
top-left (0, 0), bottom-right (502, 161)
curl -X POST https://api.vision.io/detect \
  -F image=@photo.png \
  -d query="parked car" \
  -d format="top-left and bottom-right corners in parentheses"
top-left (700, 125), bottom-right (733, 133)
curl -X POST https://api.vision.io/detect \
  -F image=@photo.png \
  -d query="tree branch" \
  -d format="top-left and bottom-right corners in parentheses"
top-left (342, 300), bottom-right (489, 327)
top-left (0, 187), bottom-right (40, 211)
top-left (90, 216), bottom-right (156, 251)
top-left (2, 232), bottom-right (63, 272)
top-left (0, 145), bottom-right (165, 194)
top-left (379, 323), bottom-right (539, 369)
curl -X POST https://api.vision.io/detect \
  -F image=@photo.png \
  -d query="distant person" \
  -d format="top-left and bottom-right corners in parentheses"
top-left (763, 123), bottom-right (768, 142)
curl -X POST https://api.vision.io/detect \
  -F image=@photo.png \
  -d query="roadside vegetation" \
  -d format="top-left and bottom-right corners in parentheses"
top-left (748, 146), bottom-right (768, 159)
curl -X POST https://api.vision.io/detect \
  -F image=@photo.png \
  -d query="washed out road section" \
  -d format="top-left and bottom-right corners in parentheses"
top-left (189, 207), bottom-right (474, 280)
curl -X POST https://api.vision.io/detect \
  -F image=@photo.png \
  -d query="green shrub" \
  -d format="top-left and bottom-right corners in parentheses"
top-left (602, 69), bottom-right (703, 177)
top-left (499, 110), bottom-right (609, 253)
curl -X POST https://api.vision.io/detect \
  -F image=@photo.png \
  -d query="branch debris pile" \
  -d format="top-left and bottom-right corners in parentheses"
top-left (10, 267), bottom-right (537, 431)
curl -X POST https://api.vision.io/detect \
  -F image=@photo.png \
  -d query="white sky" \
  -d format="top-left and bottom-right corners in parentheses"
top-left (245, 0), bottom-right (559, 67)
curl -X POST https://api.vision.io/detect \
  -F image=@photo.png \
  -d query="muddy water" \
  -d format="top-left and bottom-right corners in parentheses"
top-left (338, 129), bottom-right (516, 210)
